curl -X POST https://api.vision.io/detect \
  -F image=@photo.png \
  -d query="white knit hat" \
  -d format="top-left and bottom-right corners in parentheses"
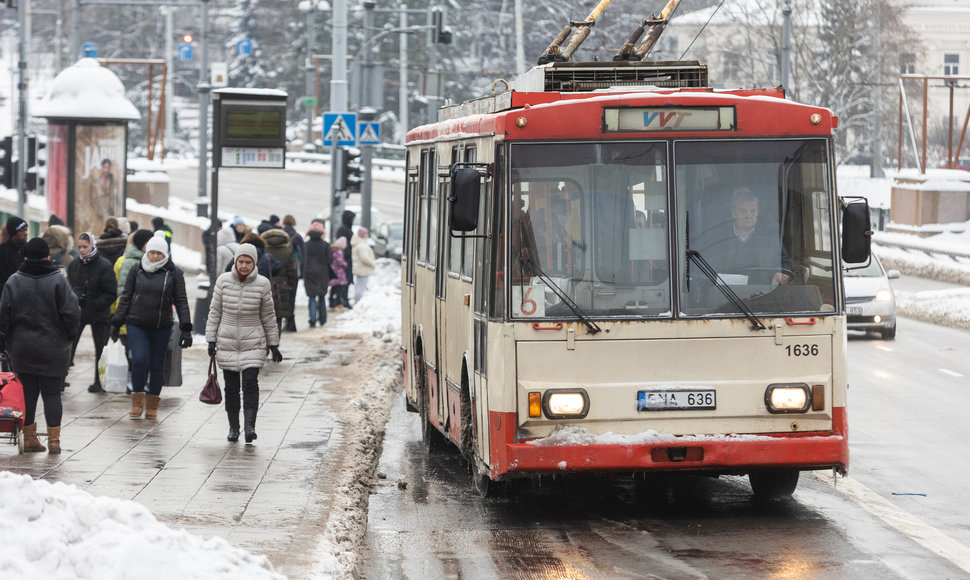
top-left (145, 230), bottom-right (169, 257)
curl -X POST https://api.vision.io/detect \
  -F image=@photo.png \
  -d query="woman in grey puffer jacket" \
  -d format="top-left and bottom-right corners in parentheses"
top-left (205, 243), bottom-right (282, 443)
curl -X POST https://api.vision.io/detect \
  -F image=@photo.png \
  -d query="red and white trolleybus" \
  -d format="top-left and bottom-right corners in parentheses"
top-left (400, 50), bottom-right (871, 497)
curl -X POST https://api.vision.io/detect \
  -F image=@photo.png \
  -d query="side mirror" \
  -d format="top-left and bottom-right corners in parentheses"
top-left (450, 167), bottom-right (481, 232)
top-left (841, 198), bottom-right (872, 264)
top-left (887, 269), bottom-right (901, 280)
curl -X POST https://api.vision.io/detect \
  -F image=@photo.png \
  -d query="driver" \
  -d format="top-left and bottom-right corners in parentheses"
top-left (703, 187), bottom-right (791, 285)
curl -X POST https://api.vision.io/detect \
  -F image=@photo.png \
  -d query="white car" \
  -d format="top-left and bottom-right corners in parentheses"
top-left (844, 255), bottom-right (899, 339)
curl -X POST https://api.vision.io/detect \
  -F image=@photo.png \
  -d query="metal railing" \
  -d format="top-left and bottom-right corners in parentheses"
top-left (286, 151), bottom-right (406, 172)
top-left (874, 233), bottom-right (970, 262)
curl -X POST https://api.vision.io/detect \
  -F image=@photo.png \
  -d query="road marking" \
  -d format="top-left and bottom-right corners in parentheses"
top-left (939, 368), bottom-right (964, 378)
top-left (875, 345), bottom-right (894, 352)
top-left (813, 472), bottom-right (970, 574)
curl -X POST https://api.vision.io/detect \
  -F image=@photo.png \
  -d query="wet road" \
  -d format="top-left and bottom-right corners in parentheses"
top-left (363, 318), bottom-right (970, 579)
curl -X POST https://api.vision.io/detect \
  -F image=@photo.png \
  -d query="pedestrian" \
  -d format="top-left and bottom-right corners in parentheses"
top-left (42, 223), bottom-right (75, 271)
top-left (256, 214), bottom-right (280, 235)
top-left (302, 221), bottom-right (332, 327)
top-left (215, 226), bottom-right (239, 276)
top-left (329, 237), bottom-right (351, 309)
top-left (238, 232), bottom-right (281, 279)
top-left (150, 216), bottom-right (173, 252)
top-left (0, 237), bottom-right (81, 453)
top-left (111, 231), bottom-right (193, 419)
top-left (351, 227), bottom-right (376, 304)
top-left (0, 216), bottom-right (29, 289)
top-left (206, 243), bottom-right (282, 443)
top-left (98, 217), bottom-right (128, 268)
top-left (67, 232), bottom-right (117, 393)
top-left (331, 210), bottom-right (355, 308)
top-left (282, 215), bottom-right (305, 326)
top-left (231, 216), bottom-right (249, 243)
top-left (261, 227), bottom-right (298, 332)
top-left (114, 229), bottom-right (155, 366)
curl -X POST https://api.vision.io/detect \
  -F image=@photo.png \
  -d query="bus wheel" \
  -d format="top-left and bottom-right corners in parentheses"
top-left (471, 458), bottom-right (493, 498)
top-left (749, 469), bottom-right (799, 499)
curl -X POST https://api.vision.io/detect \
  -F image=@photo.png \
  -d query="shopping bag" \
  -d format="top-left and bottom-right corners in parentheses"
top-left (199, 356), bottom-right (222, 405)
top-left (0, 366), bottom-right (26, 431)
top-left (163, 326), bottom-right (183, 387)
top-left (103, 341), bottom-right (129, 393)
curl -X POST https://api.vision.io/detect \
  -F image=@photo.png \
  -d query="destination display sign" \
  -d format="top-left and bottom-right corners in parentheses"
top-left (604, 106), bottom-right (735, 133)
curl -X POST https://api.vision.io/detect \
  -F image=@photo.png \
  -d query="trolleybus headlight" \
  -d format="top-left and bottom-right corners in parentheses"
top-left (542, 389), bottom-right (590, 419)
top-left (765, 384), bottom-right (811, 413)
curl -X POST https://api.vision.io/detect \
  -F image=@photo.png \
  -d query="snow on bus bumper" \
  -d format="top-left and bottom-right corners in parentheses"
top-left (489, 407), bottom-right (848, 477)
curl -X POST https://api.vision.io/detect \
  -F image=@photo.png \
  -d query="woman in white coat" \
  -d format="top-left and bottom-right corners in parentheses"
top-left (205, 243), bottom-right (282, 443)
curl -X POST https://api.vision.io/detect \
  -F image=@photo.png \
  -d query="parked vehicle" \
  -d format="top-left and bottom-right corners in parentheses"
top-left (372, 220), bottom-right (403, 261)
top-left (844, 255), bottom-right (899, 339)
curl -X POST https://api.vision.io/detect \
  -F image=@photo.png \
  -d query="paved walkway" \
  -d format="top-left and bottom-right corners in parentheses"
top-left (0, 300), bottom-right (395, 578)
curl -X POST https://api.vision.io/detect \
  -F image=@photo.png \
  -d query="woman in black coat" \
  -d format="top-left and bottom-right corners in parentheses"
top-left (302, 221), bottom-right (332, 327)
top-left (0, 237), bottom-right (81, 454)
top-left (67, 232), bottom-right (118, 393)
top-left (111, 231), bottom-right (192, 420)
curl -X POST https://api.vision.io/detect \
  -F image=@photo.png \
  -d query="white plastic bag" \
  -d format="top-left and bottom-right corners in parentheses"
top-left (103, 341), bottom-right (129, 394)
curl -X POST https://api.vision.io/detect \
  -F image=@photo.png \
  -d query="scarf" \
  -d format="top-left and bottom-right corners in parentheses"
top-left (79, 232), bottom-right (99, 264)
top-left (141, 253), bottom-right (169, 273)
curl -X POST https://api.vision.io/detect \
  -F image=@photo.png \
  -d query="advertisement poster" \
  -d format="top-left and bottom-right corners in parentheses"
top-left (73, 125), bottom-right (125, 235)
top-left (46, 124), bottom-right (69, 222)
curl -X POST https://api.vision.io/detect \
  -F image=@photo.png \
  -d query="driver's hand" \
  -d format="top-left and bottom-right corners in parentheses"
top-left (773, 272), bottom-right (791, 285)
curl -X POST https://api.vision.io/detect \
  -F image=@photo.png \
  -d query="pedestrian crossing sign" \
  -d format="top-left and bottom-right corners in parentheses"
top-left (323, 112), bottom-right (357, 147)
top-left (358, 122), bottom-right (380, 145)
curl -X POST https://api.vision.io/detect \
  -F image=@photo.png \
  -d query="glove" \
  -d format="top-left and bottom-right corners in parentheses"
top-left (269, 346), bottom-right (283, 363)
top-left (179, 333), bottom-right (193, 349)
top-left (208, 342), bottom-right (217, 357)
top-left (110, 326), bottom-right (121, 342)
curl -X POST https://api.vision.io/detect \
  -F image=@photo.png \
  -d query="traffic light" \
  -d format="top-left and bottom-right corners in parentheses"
top-left (24, 136), bottom-right (36, 191)
top-left (431, 8), bottom-right (452, 45)
top-left (0, 136), bottom-right (12, 189)
top-left (337, 146), bottom-right (363, 193)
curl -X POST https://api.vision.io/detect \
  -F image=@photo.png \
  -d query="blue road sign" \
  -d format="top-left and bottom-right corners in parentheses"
top-left (357, 122), bottom-right (381, 145)
top-left (323, 112), bottom-right (357, 147)
top-left (178, 44), bottom-right (194, 61)
top-left (82, 42), bottom-right (98, 58)
top-left (237, 39), bottom-right (253, 56)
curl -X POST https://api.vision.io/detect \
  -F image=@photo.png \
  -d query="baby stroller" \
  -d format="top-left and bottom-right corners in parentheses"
top-left (0, 353), bottom-right (25, 454)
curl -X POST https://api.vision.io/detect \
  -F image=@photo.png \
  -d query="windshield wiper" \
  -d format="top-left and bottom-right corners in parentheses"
top-left (519, 257), bottom-right (602, 335)
top-left (686, 250), bottom-right (767, 331)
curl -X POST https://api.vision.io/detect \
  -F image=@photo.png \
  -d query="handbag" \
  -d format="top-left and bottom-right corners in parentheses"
top-left (102, 341), bottom-right (129, 393)
top-left (199, 355), bottom-right (222, 405)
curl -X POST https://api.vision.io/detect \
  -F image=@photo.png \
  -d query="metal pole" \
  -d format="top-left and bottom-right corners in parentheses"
top-left (359, 108), bottom-right (375, 231)
top-left (197, 0), bottom-right (210, 214)
top-left (16, 0), bottom-right (29, 217)
top-left (872, 5), bottom-right (883, 178)
top-left (164, 7), bottom-right (174, 154)
top-left (513, 0), bottom-right (525, 74)
top-left (305, 1), bottom-right (316, 147)
top-left (781, 0), bottom-right (791, 93)
top-left (360, 0), bottom-right (375, 112)
top-left (73, 0), bottom-right (81, 61)
top-left (399, 3), bottom-right (408, 143)
top-left (331, 0), bottom-right (348, 112)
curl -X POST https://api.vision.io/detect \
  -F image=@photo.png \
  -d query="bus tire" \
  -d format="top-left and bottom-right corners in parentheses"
top-left (471, 457), bottom-right (494, 498)
top-left (749, 469), bottom-right (799, 499)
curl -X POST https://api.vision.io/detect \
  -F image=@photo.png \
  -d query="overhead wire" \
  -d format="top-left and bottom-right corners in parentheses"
top-left (678, 0), bottom-right (727, 60)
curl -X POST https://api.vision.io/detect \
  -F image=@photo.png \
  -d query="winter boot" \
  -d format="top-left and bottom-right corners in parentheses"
top-left (243, 408), bottom-right (258, 443)
top-left (285, 317), bottom-right (297, 332)
top-left (129, 392), bottom-right (146, 418)
top-left (227, 410), bottom-right (240, 442)
top-left (145, 395), bottom-right (161, 419)
top-left (47, 426), bottom-right (61, 454)
top-left (22, 423), bottom-right (46, 453)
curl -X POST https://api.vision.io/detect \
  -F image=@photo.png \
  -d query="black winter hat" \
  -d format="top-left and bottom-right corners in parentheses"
top-left (132, 229), bottom-right (154, 250)
top-left (24, 237), bottom-right (50, 260)
top-left (5, 216), bottom-right (27, 235)
top-left (269, 214), bottom-right (280, 224)
top-left (151, 216), bottom-right (165, 229)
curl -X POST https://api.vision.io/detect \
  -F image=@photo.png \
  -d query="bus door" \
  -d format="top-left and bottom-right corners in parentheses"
top-left (432, 149), bottom-right (453, 433)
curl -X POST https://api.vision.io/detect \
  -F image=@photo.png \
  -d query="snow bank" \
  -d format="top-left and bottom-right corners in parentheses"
top-left (0, 472), bottom-right (284, 580)
top-left (335, 259), bottom-right (402, 342)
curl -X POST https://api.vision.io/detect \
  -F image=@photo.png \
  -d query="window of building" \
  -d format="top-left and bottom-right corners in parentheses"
top-left (900, 53), bottom-right (916, 75)
top-left (944, 54), bottom-right (959, 76)
top-left (723, 52), bottom-right (740, 82)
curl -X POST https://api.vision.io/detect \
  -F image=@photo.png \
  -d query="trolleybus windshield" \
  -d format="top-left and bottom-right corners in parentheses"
top-left (508, 139), bottom-right (837, 320)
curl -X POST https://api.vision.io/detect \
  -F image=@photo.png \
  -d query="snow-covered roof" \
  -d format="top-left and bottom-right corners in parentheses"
top-left (213, 88), bottom-right (288, 98)
top-left (32, 58), bottom-right (140, 121)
